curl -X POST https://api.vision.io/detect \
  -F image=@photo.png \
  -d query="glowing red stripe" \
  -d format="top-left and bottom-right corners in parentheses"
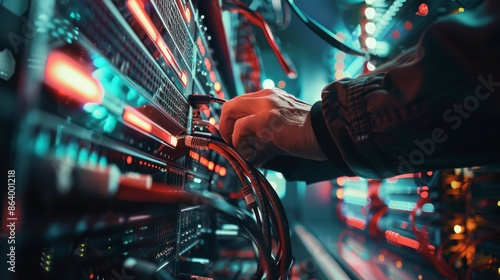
top-left (127, 0), bottom-right (158, 41)
top-left (204, 57), bottom-right (211, 71)
top-left (184, 6), bottom-right (191, 23)
top-left (122, 106), bottom-right (177, 147)
top-left (44, 51), bottom-right (104, 104)
top-left (123, 106), bottom-right (153, 132)
top-left (181, 71), bottom-right (188, 87)
top-left (127, 0), bottom-right (186, 87)
top-left (346, 217), bottom-right (366, 230)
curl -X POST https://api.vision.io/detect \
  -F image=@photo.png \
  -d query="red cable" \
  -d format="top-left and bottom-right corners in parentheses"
top-left (225, 1), bottom-right (297, 78)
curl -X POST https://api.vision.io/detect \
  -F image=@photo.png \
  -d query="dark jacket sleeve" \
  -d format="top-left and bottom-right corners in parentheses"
top-left (311, 0), bottom-right (500, 179)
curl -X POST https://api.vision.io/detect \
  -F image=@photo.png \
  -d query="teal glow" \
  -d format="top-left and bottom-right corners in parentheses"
top-left (92, 68), bottom-right (114, 83)
top-left (266, 171), bottom-right (287, 199)
top-left (54, 145), bottom-right (66, 158)
top-left (91, 107), bottom-right (107, 119)
top-left (66, 142), bottom-right (79, 162)
top-left (83, 103), bottom-right (99, 113)
top-left (89, 151), bottom-right (99, 166)
top-left (103, 116), bottom-right (117, 133)
top-left (99, 156), bottom-right (107, 168)
top-left (127, 89), bottom-right (138, 101)
top-left (422, 203), bottom-right (435, 213)
top-left (34, 132), bottom-right (51, 156)
top-left (77, 148), bottom-right (89, 165)
top-left (137, 96), bottom-right (147, 106)
top-left (93, 57), bottom-right (108, 68)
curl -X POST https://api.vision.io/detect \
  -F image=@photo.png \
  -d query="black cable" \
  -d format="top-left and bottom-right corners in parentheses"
top-left (206, 140), bottom-right (291, 279)
top-left (184, 98), bottom-right (292, 278)
top-left (210, 97), bottom-right (227, 104)
top-left (183, 136), bottom-right (291, 279)
top-left (205, 141), bottom-right (273, 280)
top-left (286, 0), bottom-right (369, 59)
top-left (188, 94), bottom-right (227, 107)
top-left (252, 165), bottom-right (292, 279)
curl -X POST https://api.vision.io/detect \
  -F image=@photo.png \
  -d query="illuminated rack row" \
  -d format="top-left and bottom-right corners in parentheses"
top-left (58, 0), bottom-right (190, 129)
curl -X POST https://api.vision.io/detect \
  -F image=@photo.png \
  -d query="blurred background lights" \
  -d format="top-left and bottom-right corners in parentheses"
top-left (365, 22), bottom-right (376, 34)
top-left (453, 225), bottom-right (463, 234)
top-left (262, 78), bottom-right (275, 89)
top-left (367, 61), bottom-right (376, 71)
top-left (365, 7), bottom-right (376, 19)
top-left (365, 37), bottom-right (377, 49)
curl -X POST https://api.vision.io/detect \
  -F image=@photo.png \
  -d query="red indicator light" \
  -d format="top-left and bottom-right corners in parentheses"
top-left (219, 167), bottom-right (227, 177)
top-left (44, 51), bottom-right (104, 104)
top-left (336, 177), bottom-right (346, 186)
top-left (204, 57), bottom-right (211, 71)
top-left (416, 3), bottom-right (428, 16)
top-left (404, 21), bottom-right (413, 30)
top-left (208, 161), bottom-right (214, 170)
top-left (126, 156), bottom-right (132, 164)
top-left (123, 106), bottom-right (153, 132)
top-left (346, 217), bottom-right (366, 230)
top-left (336, 188), bottom-right (344, 200)
top-left (214, 81), bottom-right (221, 92)
top-left (197, 37), bottom-right (205, 56)
top-left (392, 30), bottom-right (400, 39)
top-left (184, 7), bottom-right (191, 23)
top-left (209, 71), bottom-right (216, 83)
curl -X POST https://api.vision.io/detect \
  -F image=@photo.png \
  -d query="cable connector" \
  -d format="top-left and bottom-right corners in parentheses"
top-left (182, 135), bottom-right (210, 150)
top-left (241, 184), bottom-right (257, 209)
top-left (188, 94), bottom-right (226, 107)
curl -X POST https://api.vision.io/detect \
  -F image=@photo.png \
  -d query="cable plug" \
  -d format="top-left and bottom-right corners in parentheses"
top-left (188, 94), bottom-right (226, 107)
top-left (178, 135), bottom-right (211, 150)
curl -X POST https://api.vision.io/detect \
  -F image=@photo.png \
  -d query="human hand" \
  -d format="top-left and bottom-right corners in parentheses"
top-left (219, 88), bottom-right (327, 167)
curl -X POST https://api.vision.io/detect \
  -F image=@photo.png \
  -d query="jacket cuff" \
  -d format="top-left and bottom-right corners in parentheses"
top-left (310, 101), bottom-right (354, 176)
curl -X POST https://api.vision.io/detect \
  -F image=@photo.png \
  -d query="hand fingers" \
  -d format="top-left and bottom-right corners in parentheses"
top-left (231, 111), bottom-right (282, 161)
top-left (220, 96), bottom-right (273, 145)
